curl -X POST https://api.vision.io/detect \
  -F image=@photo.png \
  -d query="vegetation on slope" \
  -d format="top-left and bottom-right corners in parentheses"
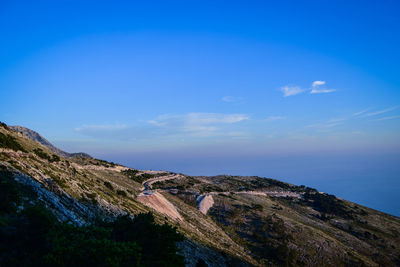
top-left (209, 200), bottom-right (299, 266)
top-left (0, 132), bottom-right (27, 152)
top-left (33, 148), bottom-right (61, 162)
top-left (154, 174), bottom-right (400, 266)
top-left (1, 121), bottom-right (400, 266)
top-left (0, 166), bottom-right (184, 267)
top-left (121, 169), bottom-right (170, 184)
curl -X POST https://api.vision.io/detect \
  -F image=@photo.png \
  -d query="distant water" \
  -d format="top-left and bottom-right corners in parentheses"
top-left (105, 152), bottom-right (400, 217)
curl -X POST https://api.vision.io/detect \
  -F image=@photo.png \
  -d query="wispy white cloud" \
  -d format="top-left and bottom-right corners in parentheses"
top-left (74, 123), bottom-right (138, 140)
top-left (280, 86), bottom-right (304, 97)
top-left (305, 122), bottom-right (343, 129)
top-left (310, 88), bottom-right (336, 94)
top-left (327, 117), bottom-right (347, 123)
top-left (76, 113), bottom-right (250, 140)
top-left (371, 115), bottom-right (400, 121)
top-left (281, 80), bottom-right (336, 96)
top-left (310, 80), bottom-right (336, 94)
top-left (362, 106), bottom-right (398, 117)
top-left (265, 116), bottom-right (286, 122)
top-left (312, 80), bottom-right (326, 87)
top-left (305, 116), bottom-right (346, 129)
top-left (148, 113), bottom-right (249, 137)
top-left (353, 108), bottom-right (371, 116)
top-left (226, 131), bottom-right (249, 140)
top-left (149, 113), bottom-right (248, 126)
top-left (75, 124), bottom-right (127, 132)
top-left (222, 96), bottom-right (243, 103)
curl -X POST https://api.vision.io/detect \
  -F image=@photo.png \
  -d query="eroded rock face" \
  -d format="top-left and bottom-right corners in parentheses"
top-left (4, 163), bottom-right (124, 225)
top-left (137, 191), bottom-right (183, 221)
top-left (197, 194), bottom-right (214, 215)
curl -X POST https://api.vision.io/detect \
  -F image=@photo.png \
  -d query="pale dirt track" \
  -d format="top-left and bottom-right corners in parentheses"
top-left (137, 191), bottom-right (183, 221)
top-left (196, 190), bottom-right (301, 215)
top-left (137, 173), bottom-right (184, 221)
top-left (137, 172), bottom-right (302, 219)
top-left (141, 174), bottom-right (182, 191)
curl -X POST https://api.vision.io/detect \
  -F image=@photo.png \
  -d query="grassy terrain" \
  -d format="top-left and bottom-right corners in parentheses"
top-left (0, 123), bottom-right (255, 266)
top-left (154, 174), bottom-right (400, 266)
top-left (0, 165), bottom-right (184, 267)
top-left (1, 121), bottom-right (400, 266)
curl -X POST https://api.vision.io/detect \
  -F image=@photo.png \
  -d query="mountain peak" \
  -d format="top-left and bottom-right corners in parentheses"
top-left (10, 125), bottom-right (91, 158)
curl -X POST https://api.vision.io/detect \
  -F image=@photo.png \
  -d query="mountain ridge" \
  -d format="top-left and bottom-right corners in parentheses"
top-left (10, 125), bottom-right (91, 158)
top-left (1, 122), bottom-right (399, 266)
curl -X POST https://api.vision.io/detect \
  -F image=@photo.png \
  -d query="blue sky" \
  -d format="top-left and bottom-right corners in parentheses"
top-left (1, 1), bottom-right (400, 214)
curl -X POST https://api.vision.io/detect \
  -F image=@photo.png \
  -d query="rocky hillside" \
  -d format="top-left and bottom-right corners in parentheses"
top-left (1, 121), bottom-right (399, 266)
top-left (10, 125), bottom-right (91, 158)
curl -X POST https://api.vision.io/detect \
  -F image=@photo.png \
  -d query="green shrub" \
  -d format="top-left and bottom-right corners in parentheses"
top-left (121, 169), bottom-right (139, 176)
top-left (33, 148), bottom-right (60, 162)
top-left (109, 213), bottom-right (184, 266)
top-left (0, 167), bottom-right (21, 214)
top-left (0, 121), bottom-right (9, 130)
top-left (50, 154), bottom-right (60, 162)
top-left (96, 159), bottom-right (117, 168)
top-left (0, 163), bottom-right (184, 267)
top-left (252, 204), bottom-right (264, 212)
top-left (85, 192), bottom-right (97, 199)
top-left (104, 181), bottom-right (114, 191)
top-left (0, 132), bottom-right (26, 152)
top-left (303, 191), bottom-right (351, 218)
top-left (44, 223), bottom-right (142, 267)
top-left (121, 170), bottom-right (155, 184)
top-left (117, 190), bottom-right (127, 197)
top-left (33, 148), bottom-right (51, 160)
top-left (0, 170), bottom-right (184, 267)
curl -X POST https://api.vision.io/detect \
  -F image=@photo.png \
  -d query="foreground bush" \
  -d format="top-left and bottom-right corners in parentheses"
top-left (0, 167), bottom-right (184, 267)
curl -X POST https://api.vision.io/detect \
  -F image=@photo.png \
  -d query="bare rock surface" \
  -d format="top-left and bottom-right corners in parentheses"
top-left (197, 194), bottom-right (214, 215)
top-left (137, 191), bottom-right (183, 221)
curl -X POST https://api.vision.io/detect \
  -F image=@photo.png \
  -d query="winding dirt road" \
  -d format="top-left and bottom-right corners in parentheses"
top-left (141, 173), bottom-right (181, 191)
top-left (136, 173), bottom-right (184, 221)
top-left (137, 172), bottom-right (302, 219)
top-left (196, 190), bottom-right (302, 215)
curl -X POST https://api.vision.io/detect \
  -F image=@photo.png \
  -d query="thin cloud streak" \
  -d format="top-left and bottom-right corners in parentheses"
top-left (305, 122), bottom-right (343, 129)
top-left (222, 96), bottom-right (243, 103)
top-left (280, 85), bottom-right (304, 97)
top-left (362, 106), bottom-right (398, 117)
top-left (148, 112), bottom-right (249, 137)
top-left (310, 88), bottom-right (336, 94)
top-left (312, 80), bottom-right (326, 87)
top-left (372, 115), bottom-right (400, 121)
top-left (328, 118), bottom-right (347, 123)
top-left (310, 80), bottom-right (336, 94)
top-left (281, 80), bottom-right (336, 96)
top-left (353, 108), bottom-right (371, 116)
top-left (149, 113), bottom-right (249, 126)
top-left (75, 124), bottom-right (127, 132)
top-left (265, 116), bottom-right (286, 122)
top-left (75, 113), bottom-right (250, 141)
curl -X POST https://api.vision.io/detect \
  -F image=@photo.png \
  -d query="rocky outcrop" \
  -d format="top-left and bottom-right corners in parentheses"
top-left (197, 194), bottom-right (214, 215)
top-left (1, 163), bottom-right (123, 225)
top-left (10, 126), bottom-right (91, 158)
